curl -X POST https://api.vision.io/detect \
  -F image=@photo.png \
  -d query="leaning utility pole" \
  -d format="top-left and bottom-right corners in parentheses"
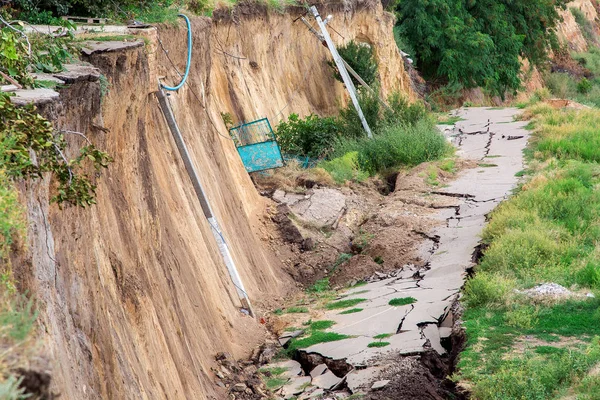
top-left (310, 6), bottom-right (373, 138)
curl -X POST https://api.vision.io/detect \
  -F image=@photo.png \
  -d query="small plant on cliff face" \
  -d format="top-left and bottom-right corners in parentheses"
top-left (0, 93), bottom-right (113, 207)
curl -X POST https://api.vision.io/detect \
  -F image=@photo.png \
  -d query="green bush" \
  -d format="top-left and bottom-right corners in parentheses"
top-left (275, 113), bottom-right (340, 158)
top-left (337, 89), bottom-right (427, 139)
top-left (577, 77), bottom-right (593, 94)
top-left (335, 119), bottom-right (450, 175)
top-left (463, 272), bottom-right (516, 308)
top-left (545, 72), bottom-right (577, 98)
top-left (10, 0), bottom-right (179, 22)
top-left (573, 48), bottom-right (600, 76)
top-left (396, 0), bottom-right (566, 97)
top-left (338, 88), bottom-right (382, 139)
top-left (319, 152), bottom-right (368, 184)
top-left (330, 40), bottom-right (378, 87)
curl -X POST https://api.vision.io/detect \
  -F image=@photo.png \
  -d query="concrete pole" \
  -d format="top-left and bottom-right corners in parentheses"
top-left (156, 87), bottom-right (254, 317)
top-left (310, 6), bottom-right (373, 138)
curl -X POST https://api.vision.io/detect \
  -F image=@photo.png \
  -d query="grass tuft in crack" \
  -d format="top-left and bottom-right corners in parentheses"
top-left (388, 297), bottom-right (417, 306)
top-left (326, 298), bottom-right (367, 310)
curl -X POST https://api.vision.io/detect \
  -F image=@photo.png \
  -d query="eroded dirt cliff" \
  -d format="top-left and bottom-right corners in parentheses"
top-left (11, 1), bottom-right (413, 399)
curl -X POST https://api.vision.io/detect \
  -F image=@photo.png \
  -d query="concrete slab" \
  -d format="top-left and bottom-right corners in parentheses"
top-left (81, 40), bottom-right (144, 55)
top-left (330, 305), bottom-right (411, 337)
top-left (11, 88), bottom-right (59, 106)
top-left (346, 366), bottom-right (384, 392)
top-left (271, 360), bottom-right (303, 379)
top-left (312, 370), bottom-right (341, 389)
top-left (281, 376), bottom-right (312, 399)
top-left (371, 380), bottom-right (390, 390)
top-left (423, 324), bottom-right (446, 355)
top-left (310, 363), bottom-right (328, 378)
top-left (439, 327), bottom-right (452, 338)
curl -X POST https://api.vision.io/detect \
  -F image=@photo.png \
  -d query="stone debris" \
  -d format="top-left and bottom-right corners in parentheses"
top-left (422, 324), bottom-right (446, 355)
top-left (281, 376), bottom-right (311, 399)
top-left (232, 383), bottom-right (247, 392)
top-left (516, 282), bottom-right (588, 299)
top-left (273, 188), bottom-right (346, 229)
top-left (309, 363), bottom-right (328, 378)
top-left (213, 351), bottom-right (270, 399)
top-left (299, 388), bottom-right (325, 399)
top-left (271, 360), bottom-right (302, 379)
top-left (438, 327), bottom-right (452, 338)
top-left (371, 380), bottom-right (390, 390)
top-left (279, 330), bottom-right (304, 346)
top-left (312, 370), bottom-right (342, 390)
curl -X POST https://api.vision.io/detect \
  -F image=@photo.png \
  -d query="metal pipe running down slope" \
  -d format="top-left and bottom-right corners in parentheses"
top-left (156, 87), bottom-right (254, 317)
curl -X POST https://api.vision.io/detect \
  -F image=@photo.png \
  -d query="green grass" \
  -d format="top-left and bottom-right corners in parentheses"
top-left (367, 341), bottom-right (390, 348)
top-left (478, 163), bottom-right (498, 168)
top-left (339, 308), bottom-right (363, 315)
top-left (77, 34), bottom-right (139, 43)
top-left (310, 320), bottom-right (335, 330)
top-left (326, 298), bottom-right (367, 310)
top-left (332, 119), bottom-right (451, 176)
top-left (373, 333), bottom-right (394, 339)
top-left (439, 159), bottom-right (457, 173)
top-left (285, 306), bottom-right (308, 314)
top-left (388, 297), bottom-right (417, 306)
top-left (307, 277), bottom-right (330, 294)
top-left (437, 115), bottom-right (465, 125)
top-left (426, 165), bottom-right (440, 186)
top-left (287, 331), bottom-right (350, 352)
top-left (265, 377), bottom-right (288, 390)
top-left (259, 366), bottom-right (288, 375)
top-left (458, 105), bottom-right (600, 398)
top-left (34, 80), bottom-right (62, 89)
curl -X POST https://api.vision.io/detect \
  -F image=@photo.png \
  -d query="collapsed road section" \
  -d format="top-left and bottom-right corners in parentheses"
top-left (259, 107), bottom-right (531, 399)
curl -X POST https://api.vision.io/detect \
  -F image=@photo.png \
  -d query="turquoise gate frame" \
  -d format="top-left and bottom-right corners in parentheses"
top-left (229, 118), bottom-right (284, 173)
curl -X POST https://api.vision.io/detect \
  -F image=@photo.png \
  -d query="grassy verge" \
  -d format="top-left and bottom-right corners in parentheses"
top-left (456, 104), bottom-right (600, 399)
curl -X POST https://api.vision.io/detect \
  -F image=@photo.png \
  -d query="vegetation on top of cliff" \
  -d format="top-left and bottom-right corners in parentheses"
top-left (395, 0), bottom-right (567, 98)
top-left (0, 14), bottom-right (77, 87)
top-left (275, 87), bottom-right (449, 184)
top-left (3, 0), bottom-right (303, 23)
top-left (457, 103), bottom-right (600, 399)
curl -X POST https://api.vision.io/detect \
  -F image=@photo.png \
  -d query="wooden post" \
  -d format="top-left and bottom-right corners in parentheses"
top-left (310, 6), bottom-right (373, 138)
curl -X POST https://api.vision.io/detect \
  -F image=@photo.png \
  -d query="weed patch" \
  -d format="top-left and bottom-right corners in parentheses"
top-left (339, 308), bottom-right (363, 315)
top-left (373, 333), bottom-right (393, 339)
top-left (367, 341), bottom-right (390, 348)
top-left (287, 331), bottom-right (350, 353)
top-left (326, 298), bottom-right (367, 310)
top-left (388, 297), bottom-right (417, 306)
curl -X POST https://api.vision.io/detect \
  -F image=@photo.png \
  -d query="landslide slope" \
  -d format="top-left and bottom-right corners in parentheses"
top-left (11, 1), bottom-right (414, 399)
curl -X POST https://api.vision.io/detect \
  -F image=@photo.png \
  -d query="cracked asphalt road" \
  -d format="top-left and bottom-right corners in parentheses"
top-left (300, 107), bottom-right (531, 393)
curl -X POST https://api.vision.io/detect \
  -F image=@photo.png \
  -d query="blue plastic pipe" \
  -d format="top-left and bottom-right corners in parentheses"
top-left (161, 14), bottom-right (192, 91)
